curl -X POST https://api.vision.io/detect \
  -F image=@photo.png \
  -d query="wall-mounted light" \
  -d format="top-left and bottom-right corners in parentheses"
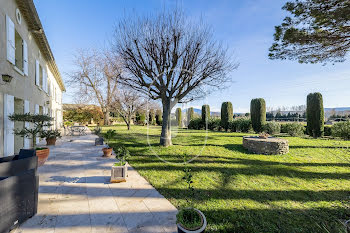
top-left (2, 74), bottom-right (13, 83)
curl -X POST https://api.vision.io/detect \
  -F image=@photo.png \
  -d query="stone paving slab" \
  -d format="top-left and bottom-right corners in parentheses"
top-left (12, 133), bottom-right (177, 233)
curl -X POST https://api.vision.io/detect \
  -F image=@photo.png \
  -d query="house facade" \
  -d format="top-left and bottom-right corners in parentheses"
top-left (0, 0), bottom-right (65, 157)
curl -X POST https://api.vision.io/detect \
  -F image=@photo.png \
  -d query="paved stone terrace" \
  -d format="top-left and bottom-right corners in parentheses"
top-left (12, 133), bottom-right (177, 233)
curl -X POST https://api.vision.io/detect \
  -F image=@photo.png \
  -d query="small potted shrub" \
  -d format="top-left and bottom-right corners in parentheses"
top-left (41, 129), bottom-right (61, 146)
top-left (9, 113), bottom-right (53, 166)
top-left (110, 145), bottom-right (130, 183)
top-left (102, 129), bottom-right (117, 157)
top-left (176, 156), bottom-right (207, 233)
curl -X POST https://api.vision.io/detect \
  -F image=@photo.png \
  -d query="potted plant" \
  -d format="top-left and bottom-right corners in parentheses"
top-left (41, 129), bottom-right (61, 146)
top-left (102, 129), bottom-right (117, 157)
top-left (176, 156), bottom-right (207, 233)
top-left (110, 145), bottom-right (130, 183)
top-left (9, 113), bottom-right (53, 166)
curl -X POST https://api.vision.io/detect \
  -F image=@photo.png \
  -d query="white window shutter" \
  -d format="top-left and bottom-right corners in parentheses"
top-left (43, 68), bottom-right (46, 92)
top-left (24, 100), bottom-right (30, 149)
top-left (4, 94), bottom-right (15, 156)
top-left (35, 60), bottom-right (40, 85)
top-left (23, 40), bottom-right (28, 75)
top-left (6, 15), bottom-right (15, 64)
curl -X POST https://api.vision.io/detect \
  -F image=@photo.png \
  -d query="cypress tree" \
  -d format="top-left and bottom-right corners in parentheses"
top-left (250, 98), bottom-right (266, 133)
top-left (176, 108), bottom-right (182, 127)
top-left (187, 107), bottom-right (194, 126)
top-left (155, 109), bottom-right (162, 125)
top-left (149, 109), bottom-right (155, 125)
top-left (221, 102), bottom-right (233, 131)
top-left (306, 92), bottom-right (324, 138)
top-left (201, 105), bottom-right (210, 123)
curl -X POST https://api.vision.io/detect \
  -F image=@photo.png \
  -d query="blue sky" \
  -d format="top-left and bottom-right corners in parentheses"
top-left (34, 0), bottom-right (350, 113)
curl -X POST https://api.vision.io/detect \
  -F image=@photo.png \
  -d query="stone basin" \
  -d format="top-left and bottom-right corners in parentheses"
top-left (243, 136), bottom-right (289, 155)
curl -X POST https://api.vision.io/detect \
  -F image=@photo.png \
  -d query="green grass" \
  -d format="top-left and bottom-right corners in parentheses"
top-left (102, 125), bottom-right (350, 233)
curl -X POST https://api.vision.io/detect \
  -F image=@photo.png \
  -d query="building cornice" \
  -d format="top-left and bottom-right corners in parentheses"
top-left (16, 0), bottom-right (66, 92)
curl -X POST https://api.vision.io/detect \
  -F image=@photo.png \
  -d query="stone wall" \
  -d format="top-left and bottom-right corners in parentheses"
top-left (243, 136), bottom-right (289, 155)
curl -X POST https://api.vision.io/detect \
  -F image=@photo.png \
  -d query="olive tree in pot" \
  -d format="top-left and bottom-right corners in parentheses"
top-left (102, 129), bottom-right (117, 157)
top-left (110, 145), bottom-right (130, 183)
top-left (8, 113), bottom-right (53, 166)
top-left (177, 156), bottom-right (207, 233)
top-left (41, 129), bottom-right (62, 146)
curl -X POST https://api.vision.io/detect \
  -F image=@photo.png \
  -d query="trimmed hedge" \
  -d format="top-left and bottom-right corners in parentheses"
top-left (228, 118), bottom-right (252, 133)
top-left (188, 118), bottom-right (204, 130)
top-left (250, 98), bottom-right (266, 133)
top-left (187, 107), bottom-right (195, 125)
top-left (306, 92), bottom-right (324, 138)
top-left (202, 105), bottom-right (210, 123)
top-left (263, 121), bottom-right (281, 135)
top-left (208, 118), bottom-right (221, 131)
top-left (176, 108), bottom-right (182, 127)
top-left (281, 122), bottom-right (304, 136)
top-left (332, 121), bottom-right (350, 140)
top-left (221, 102), bottom-right (233, 131)
top-left (324, 125), bottom-right (332, 136)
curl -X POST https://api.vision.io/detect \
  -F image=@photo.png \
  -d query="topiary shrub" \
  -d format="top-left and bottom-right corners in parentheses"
top-left (208, 118), bottom-right (221, 131)
top-left (306, 92), bottom-right (324, 138)
top-left (281, 122), bottom-right (304, 136)
top-left (332, 121), bottom-right (350, 140)
top-left (221, 102), bottom-right (233, 131)
top-left (136, 112), bottom-right (146, 125)
top-left (149, 109), bottom-right (155, 125)
top-left (176, 108), bottom-right (182, 127)
top-left (187, 107), bottom-right (195, 126)
top-left (188, 118), bottom-right (204, 130)
top-left (250, 98), bottom-right (266, 133)
top-left (263, 121), bottom-right (281, 135)
top-left (202, 105), bottom-right (210, 123)
top-left (155, 109), bottom-right (162, 125)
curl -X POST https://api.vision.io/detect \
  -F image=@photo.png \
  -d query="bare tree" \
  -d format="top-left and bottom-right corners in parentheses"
top-left (113, 10), bottom-right (237, 146)
top-left (69, 49), bottom-right (121, 125)
top-left (112, 88), bottom-right (144, 130)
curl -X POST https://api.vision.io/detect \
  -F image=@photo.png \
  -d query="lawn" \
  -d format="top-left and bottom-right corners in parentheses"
top-left (102, 125), bottom-right (350, 233)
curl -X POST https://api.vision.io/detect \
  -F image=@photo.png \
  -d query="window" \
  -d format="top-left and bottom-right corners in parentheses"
top-left (7, 15), bottom-right (28, 75)
top-left (15, 30), bottom-right (23, 71)
top-left (39, 65), bottom-right (43, 87)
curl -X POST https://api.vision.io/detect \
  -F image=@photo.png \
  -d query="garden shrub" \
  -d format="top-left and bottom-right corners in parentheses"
top-left (208, 118), bottom-right (221, 131)
top-left (187, 107), bottom-right (195, 125)
top-left (136, 112), bottom-right (146, 125)
top-left (228, 120), bottom-right (237, 132)
top-left (281, 122), bottom-right (304, 136)
top-left (149, 109), bottom-right (155, 125)
top-left (250, 98), bottom-right (266, 133)
top-left (263, 121), bottom-right (281, 135)
top-left (221, 102), bottom-right (233, 131)
top-left (188, 118), bottom-right (204, 130)
top-left (324, 125), bottom-right (332, 136)
top-left (176, 108), bottom-right (182, 127)
top-left (155, 110), bottom-right (162, 125)
top-left (332, 121), bottom-right (350, 140)
top-left (202, 105), bottom-right (210, 123)
top-left (235, 118), bottom-right (252, 133)
top-left (306, 92), bottom-right (324, 138)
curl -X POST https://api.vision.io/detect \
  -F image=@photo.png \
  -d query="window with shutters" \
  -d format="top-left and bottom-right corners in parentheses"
top-left (39, 65), bottom-right (43, 88)
top-left (15, 30), bottom-right (24, 71)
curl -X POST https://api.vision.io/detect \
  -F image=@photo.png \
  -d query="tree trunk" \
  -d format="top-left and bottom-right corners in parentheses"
top-left (160, 101), bottom-right (172, 147)
top-left (104, 111), bottom-right (110, 125)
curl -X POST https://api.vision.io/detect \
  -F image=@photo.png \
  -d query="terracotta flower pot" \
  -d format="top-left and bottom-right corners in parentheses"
top-left (36, 148), bottom-right (50, 167)
top-left (102, 147), bottom-right (113, 157)
top-left (46, 137), bottom-right (57, 146)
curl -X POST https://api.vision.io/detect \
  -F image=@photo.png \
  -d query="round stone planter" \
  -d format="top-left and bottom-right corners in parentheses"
top-left (177, 208), bottom-right (207, 233)
top-left (243, 136), bottom-right (289, 155)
